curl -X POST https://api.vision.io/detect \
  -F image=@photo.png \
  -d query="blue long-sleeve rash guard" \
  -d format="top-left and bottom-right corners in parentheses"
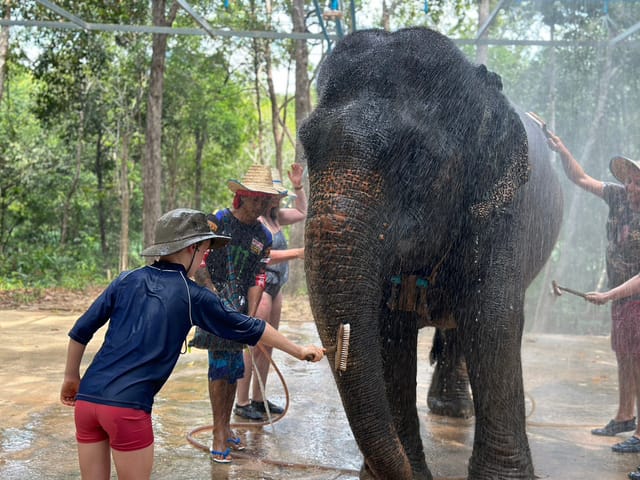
top-left (68, 261), bottom-right (266, 413)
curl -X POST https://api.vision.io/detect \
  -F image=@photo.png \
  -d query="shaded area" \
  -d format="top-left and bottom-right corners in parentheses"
top-left (0, 303), bottom-right (638, 479)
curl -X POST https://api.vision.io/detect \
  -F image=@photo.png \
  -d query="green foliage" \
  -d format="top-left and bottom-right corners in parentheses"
top-left (163, 34), bottom-right (256, 210)
top-left (1, 1), bottom-right (639, 338)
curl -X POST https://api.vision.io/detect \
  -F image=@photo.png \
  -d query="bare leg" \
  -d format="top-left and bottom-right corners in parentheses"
top-left (630, 355), bottom-right (640, 437)
top-left (616, 352), bottom-right (637, 422)
top-left (77, 440), bottom-right (111, 480)
top-left (235, 349), bottom-right (253, 407)
top-left (209, 379), bottom-right (237, 460)
top-left (112, 444), bottom-right (154, 480)
top-left (252, 292), bottom-right (278, 402)
top-left (236, 292), bottom-right (275, 406)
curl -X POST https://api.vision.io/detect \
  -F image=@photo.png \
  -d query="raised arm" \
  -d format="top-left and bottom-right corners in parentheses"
top-left (278, 163), bottom-right (307, 225)
top-left (548, 133), bottom-right (604, 198)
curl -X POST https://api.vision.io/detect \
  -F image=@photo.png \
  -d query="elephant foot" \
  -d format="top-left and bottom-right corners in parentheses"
top-left (427, 395), bottom-right (474, 419)
top-left (468, 457), bottom-right (534, 479)
top-left (359, 461), bottom-right (433, 480)
top-left (427, 361), bottom-right (474, 419)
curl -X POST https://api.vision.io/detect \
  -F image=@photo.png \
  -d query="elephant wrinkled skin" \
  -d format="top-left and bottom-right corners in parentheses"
top-left (300, 28), bottom-right (563, 480)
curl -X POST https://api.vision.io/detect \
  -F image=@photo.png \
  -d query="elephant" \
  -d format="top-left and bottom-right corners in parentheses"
top-left (300, 27), bottom-right (563, 480)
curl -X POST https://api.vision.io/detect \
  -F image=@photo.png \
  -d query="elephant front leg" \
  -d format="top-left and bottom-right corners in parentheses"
top-left (427, 328), bottom-right (474, 419)
top-left (463, 288), bottom-right (534, 478)
top-left (380, 311), bottom-right (432, 480)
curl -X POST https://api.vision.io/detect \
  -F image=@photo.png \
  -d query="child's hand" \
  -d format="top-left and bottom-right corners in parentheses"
top-left (60, 378), bottom-right (80, 406)
top-left (302, 345), bottom-right (325, 362)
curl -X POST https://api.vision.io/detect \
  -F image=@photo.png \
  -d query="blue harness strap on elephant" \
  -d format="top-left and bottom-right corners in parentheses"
top-left (386, 274), bottom-right (456, 329)
top-left (387, 275), bottom-right (425, 312)
top-left (386, 243), bottom-right (455, 328)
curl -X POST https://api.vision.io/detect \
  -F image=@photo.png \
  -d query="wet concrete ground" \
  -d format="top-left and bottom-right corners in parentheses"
top-left (1, 304), bottom-right (639, 479)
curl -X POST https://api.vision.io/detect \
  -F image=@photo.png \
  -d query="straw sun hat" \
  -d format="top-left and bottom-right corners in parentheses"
top-left (227, 164), bottom-right (281, 195)
top-left (610, 156), bottom-right (640, 184)
top-left (141, 208), bottom-right (230, 257)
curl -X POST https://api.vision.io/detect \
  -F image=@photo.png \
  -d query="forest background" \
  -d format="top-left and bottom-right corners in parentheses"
top-left (1, 0), bottom-right (639, 335)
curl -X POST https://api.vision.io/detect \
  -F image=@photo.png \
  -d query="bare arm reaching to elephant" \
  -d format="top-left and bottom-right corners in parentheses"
top-left (586, 274), bottom-right (640, 305)
top-left (547, 132), bottom-right (604, 197)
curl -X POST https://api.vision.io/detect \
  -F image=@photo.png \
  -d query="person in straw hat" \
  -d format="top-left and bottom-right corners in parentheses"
top-left (235, 163), bottom-right (307, 419)
top-left (549, 133), bottom-right (640, 458)
top-left (60, 208), bottom-right (324, 478)
top-left (193, 164), bottom-right (284, 461)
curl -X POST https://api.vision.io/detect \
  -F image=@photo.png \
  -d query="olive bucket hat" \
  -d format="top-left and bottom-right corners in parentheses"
top-left (227, 164), bottom-right (281, 195)
top-left (610, 155), bottom-right (640, 184)
top-left (141, 208), bottom-right (230, 257)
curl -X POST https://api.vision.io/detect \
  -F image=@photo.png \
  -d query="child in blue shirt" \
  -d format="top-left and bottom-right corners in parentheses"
top-left (60, 208), bottom-right (324, 479)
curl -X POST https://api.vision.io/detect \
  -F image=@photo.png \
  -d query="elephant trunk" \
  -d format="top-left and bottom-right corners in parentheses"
top-left (305, 168), bottom-right (414, 479)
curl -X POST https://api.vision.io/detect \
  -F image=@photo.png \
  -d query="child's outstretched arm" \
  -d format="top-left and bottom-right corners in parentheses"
top-left (60, 338), bottom-right (86, 406)
top-left (259, 323), bottom-right (325, 362)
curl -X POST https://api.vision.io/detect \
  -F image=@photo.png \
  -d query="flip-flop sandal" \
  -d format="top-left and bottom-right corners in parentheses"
top-left (227, 437), bottom-right (246, 451)
top-left (210, 447), bottom-right (232, 463)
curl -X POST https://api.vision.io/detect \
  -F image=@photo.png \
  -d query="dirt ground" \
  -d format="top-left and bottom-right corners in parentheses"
top-left (0, 286), bottom-right (312, 319)
top-left (0, 287), bottom-right (105, 313)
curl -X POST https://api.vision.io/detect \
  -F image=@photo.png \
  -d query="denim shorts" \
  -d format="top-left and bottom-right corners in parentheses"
top-left (207, 350), bottom-right (245, 383)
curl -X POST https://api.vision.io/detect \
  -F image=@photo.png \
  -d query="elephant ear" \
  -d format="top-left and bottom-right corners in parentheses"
top-left (468, 68), bottom-right (530, 222)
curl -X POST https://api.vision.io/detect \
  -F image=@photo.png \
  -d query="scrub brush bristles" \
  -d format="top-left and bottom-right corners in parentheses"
top-left (334, 323), bottom-right (350, 373)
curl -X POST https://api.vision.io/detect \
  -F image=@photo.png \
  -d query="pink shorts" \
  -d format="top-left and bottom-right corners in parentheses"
top-left (611, 301), bottom-right (640, 355)
top-left (74, 400), bottom-right (153, 451)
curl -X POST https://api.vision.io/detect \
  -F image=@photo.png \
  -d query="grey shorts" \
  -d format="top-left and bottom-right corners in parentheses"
top-left (264, 270), bottom-right (283, 297)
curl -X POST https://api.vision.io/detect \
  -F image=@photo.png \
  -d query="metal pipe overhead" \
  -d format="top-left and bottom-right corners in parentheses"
top-left (0, 19), bottom-right (334, 41)
top-left (28, 0), bottom-right (334, 40)
top-left (476, 0), bottom-right (510, 41)
top-left (8, 1), bottom-right (639, 48)
top-left (34, 0), bottom-right (87, 29)
top-left (175, 0), bottom-right (219, 39)
top-left (610, 20), bottom-right (640, 45)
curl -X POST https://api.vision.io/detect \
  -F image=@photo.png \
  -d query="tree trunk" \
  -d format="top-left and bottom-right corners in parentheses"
top-left (119, 131), bottom-right (131, 273)
top-left (165, 134), bottom-right (179, 211)
top-left (265, 44), bottom-right (284, 173)
top-left (287, 0), bottom-right (312, 294)
top-left (262, 0), bottom-right (284, 171)
top-left (143, 0), bottom-right (178, 251)
top-left (251, 36), bottom-right (265, 165)
top-left (382, 0), bottom-right (390, 31)
top-left (95, 128), bottom-right (109, 271)
top-left (476, 0), bottom-right (489, 65)
top-left (60, 108), bottom-right (84, 247)
top-left (194, 126), bottom-right (205, 210)
top-left (0, 1), bottom-right (11, 104)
